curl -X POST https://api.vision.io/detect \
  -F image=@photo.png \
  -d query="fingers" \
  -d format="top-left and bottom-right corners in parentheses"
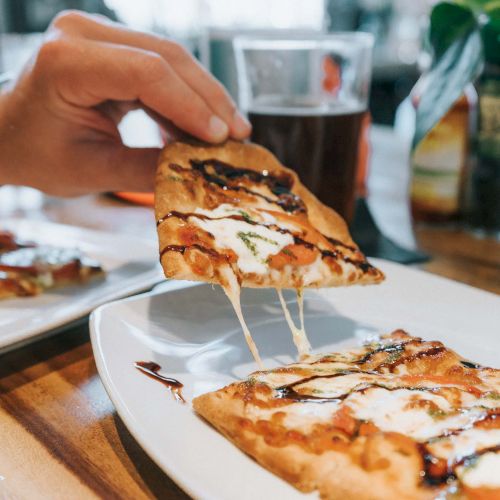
top-left (35, 37), bottom-right (230, 143)
top-left (48, 10), bottom-right (251, 140)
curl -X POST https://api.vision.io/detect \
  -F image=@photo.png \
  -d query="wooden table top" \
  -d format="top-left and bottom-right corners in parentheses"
top-left (0, 128), bottom-right (498, 499)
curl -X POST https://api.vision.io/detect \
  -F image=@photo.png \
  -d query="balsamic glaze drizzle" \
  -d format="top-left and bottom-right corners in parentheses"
top-left (353, 339), bottom-right (418, 365)
top-left (134, 361), bottom-right (185, 403)
top-left (311, 338), bottom-right (419, 366)
top-left (159, 243), bottom-right (223, 262)
top-left (189, 159), bottom-right (306, 214)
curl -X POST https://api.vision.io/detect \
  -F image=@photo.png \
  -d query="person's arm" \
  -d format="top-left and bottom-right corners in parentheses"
top-left (0, 10), bottom-right (250, 196)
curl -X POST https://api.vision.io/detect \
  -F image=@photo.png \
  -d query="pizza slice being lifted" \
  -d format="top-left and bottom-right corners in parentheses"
top-left (155, 140), bottom-right (384, 363)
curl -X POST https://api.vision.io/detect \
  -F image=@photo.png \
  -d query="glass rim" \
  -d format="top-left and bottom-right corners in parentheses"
top-left (233, 31), bottom-right (374, 51)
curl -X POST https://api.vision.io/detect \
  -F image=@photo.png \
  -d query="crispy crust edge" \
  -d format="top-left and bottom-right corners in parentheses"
top-left (193, 387), bottom-right (434, 500)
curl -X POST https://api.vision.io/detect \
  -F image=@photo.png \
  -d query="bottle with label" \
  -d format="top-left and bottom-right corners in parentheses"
top-left (465, 16), bottom-right (500, 237)
top-left (410, 84), bottom-right (477, 224)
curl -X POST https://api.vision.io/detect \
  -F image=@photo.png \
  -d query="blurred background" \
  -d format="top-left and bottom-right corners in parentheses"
top-left (0, 0), bottom-right (498, 286)
top-left (0, 0), bottom-right (432, 127)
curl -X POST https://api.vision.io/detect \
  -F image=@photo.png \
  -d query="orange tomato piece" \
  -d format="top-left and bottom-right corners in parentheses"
top-left (331, 406), bottom-right (357, 436)
top-left (178, 226), bottom-right (200, 245)
top-left (268, 244), bottom-right (317, 270)
top-left (463, 487), bottom-right (500, 500)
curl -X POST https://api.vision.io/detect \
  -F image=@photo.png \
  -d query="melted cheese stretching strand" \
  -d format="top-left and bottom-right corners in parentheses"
top-left (192, 205), bottom-right (313, 365)
top-left (220, 266), bottom-right (263, 369)
top-left (277, 289), bottom-right (311, 359)
top-left (297, 288), bottom-right (305, 335)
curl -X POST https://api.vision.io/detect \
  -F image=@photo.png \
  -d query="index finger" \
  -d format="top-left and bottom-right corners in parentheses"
top-left (49, 11), bottom-right (251, 139)
top-left (36, 37), bottom-right (230, 143)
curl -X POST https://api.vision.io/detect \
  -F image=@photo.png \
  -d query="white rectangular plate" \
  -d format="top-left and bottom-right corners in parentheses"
top-left (0, 218), bottom-right (164, 351)
top-left (90, 259), bottom-right (500, 500)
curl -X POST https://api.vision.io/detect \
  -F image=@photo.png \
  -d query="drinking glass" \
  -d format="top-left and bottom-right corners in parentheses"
top-left (234, 33), bottom-right (373, 222)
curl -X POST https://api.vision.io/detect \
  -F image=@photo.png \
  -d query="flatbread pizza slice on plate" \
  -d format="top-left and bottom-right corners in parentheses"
top-left (154, 140), bottom-right (384, 363)
top-left (194, 330), bottom-right (500, 500)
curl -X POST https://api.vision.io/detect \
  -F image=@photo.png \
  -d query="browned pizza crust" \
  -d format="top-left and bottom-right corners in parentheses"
top-left (0, 275), bottom-right (40, 299)
top-left (194, 390), bottom-right (431, 500)
top-left (155, 140), bottom-right (384, 289)
top-left (193, 331), bottom-right (500, 499)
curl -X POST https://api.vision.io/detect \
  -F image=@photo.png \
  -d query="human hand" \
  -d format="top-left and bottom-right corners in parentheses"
top-left (0, 10), bottom-right (251, 196)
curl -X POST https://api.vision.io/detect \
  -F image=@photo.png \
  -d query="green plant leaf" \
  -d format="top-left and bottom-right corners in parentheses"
top-left (430, 2), bottom-right (477, 57)
top-left (456, 0), bottom-right (499, 12)
top-left (413, 3), bottom-right (483, 147)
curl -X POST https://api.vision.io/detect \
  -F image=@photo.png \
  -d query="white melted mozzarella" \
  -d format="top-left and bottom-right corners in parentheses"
top-left (192, 212), bottom-right (293, 274)
top-left (346, 388), bottom-right (485, 441)
top-left (457, 452), bottom-right (500, 489)
top-left (469, 394), bottom-right (500, 410)
top-left (281, 401), bottom-right (341, 431)
top-left (428, 428), bottom-right (500, 462)
top-left (277, 289), bottom-right (311, 358)
top-left (246, 400), bottom-right (340, 433)
top-left (300, 256), bottom-right (331, 286)
top-left (252, 370), bottom-right (307, 388)
top-left (194, 203), bottom-right (246, 219)
top-left (259, 210), bottom-right (281, 225)
top-left (219, 266), bottom-right (263, 367)
top-left (252, 362), bottom-right (354, 388)
top-left (293, 373), bottom-right (380, 399)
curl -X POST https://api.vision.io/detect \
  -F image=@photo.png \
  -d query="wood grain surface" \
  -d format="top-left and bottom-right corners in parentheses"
top-left (0, 127), bottom-right (498, 499)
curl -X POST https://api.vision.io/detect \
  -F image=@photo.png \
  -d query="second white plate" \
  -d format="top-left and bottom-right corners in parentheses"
top-left (0, 218), bottom-right (164, 352)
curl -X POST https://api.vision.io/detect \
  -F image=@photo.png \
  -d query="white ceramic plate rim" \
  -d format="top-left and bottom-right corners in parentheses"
top-left (92, 280), bottom-right (206, 499)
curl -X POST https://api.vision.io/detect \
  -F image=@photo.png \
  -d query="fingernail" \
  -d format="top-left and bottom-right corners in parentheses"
top-left (209, 115), bottom-right (229, 141)
top-left (232, 111), bottom-right (252, 137)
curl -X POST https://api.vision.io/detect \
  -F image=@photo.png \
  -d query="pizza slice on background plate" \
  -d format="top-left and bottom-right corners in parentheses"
top-left (0, 230), bottom-right (104, 299)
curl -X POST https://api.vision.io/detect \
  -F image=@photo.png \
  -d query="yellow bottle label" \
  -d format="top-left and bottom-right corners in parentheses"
top-left (411, 105), bottom-right (468, 214)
